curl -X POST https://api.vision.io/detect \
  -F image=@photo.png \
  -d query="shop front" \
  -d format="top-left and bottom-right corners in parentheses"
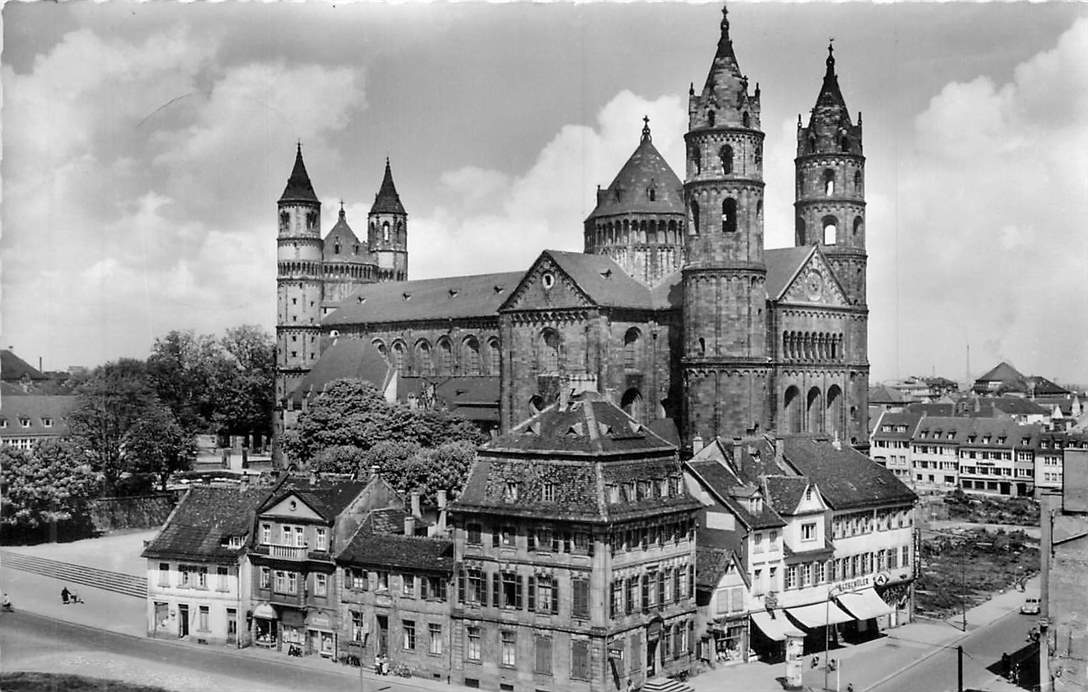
top-left (836, 587), bottom-right (894, 640)
top-left (748, 610), bottom-right (803, 662)
top-left (280, 607), bottom-right (306, 652)
top-left (306, 609), bottom-right (338, 658)
top-left (252, 603), bottom-right (278, 648)
top-left (706, 616), bottom-right (748, 665)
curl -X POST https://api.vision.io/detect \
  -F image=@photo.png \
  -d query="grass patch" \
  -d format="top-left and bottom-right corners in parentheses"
top-left (0, 672), bottom-right (172, 692)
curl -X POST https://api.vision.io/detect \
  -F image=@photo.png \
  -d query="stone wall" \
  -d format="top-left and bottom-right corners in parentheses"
top-left (88, 491), bottom-right (183, 533)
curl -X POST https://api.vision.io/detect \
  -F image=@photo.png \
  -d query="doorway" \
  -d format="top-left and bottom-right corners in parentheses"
top-left (377, 615), bottom-right (389, 656)
top-left (178, 604), bottom-right (189, 638)
top-left (226, 608), bottom-right (237, 644)
top-left (646, 637), bottom-right (658, 677)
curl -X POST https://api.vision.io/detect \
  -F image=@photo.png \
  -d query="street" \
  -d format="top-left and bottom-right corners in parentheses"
top-left (0, 610), bottom-right (423, 692)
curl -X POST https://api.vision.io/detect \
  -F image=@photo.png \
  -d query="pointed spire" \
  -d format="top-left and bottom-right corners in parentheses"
top-left (339, 200), bottom-right (346, 220)
top-left (641, 115), bottom-right (652, 143)
top-left (279, 141), bottom-right (319, 204)
top-left (370, 157), bottom-right (406, 215)
top-left (811, 38), bottom-right (850, 118)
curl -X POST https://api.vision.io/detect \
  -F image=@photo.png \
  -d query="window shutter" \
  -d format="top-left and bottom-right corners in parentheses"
top-left (458, 571), bottom-right (466, 604)
top-left (491, 572), bottom-right (500, 608)
top-left (516, 574), bottom-right (524, 609)
top-left (551, 533), bottom-right (560, 553)
top-left (551, 579), bottom-right (559, 614)
top-left (688, 564), bottom-right (695, 596)
top-left (674, 569), bottom-right (681, 603)
top-left (492, 528), bottom-right (500, 549)
top-left (641, 574), bottom-right (649, 609)
top-left (527, 576), bottom-right (536, 612)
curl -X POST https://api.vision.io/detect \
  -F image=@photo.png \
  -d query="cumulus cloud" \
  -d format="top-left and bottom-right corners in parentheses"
top-left (409, 90), bottom-right (686, 277)
top-left (870, 17), bottom-right (1088, 382)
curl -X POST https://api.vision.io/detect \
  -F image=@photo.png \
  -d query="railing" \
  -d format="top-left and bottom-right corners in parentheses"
top-left (268, 544), bottom-right (310, 560)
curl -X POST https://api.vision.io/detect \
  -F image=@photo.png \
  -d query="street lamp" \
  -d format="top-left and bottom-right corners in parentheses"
top-left (825, 583), bottom-right (846, 692)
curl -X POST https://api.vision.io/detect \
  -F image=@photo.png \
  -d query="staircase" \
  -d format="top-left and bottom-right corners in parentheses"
top-left (1, 550), bottom-right (147, 599)
top-left (641, 678), bottom-right (694, 692)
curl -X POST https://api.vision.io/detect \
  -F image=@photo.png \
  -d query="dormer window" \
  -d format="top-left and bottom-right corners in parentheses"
top-left (334, 241), bottom-right (341, 255)
top-left (42, 417), bottom-right (53, 428)
top-left (647, 185), bottom-right (656, 202)
top-left (504, 481), bottom-right (519, 502)
top-left (19, 417), bottom-right (30, 428)
top-left (541, 483), bottom-right (556, 503)
top-left (707, 110), bottom-right (716, 127)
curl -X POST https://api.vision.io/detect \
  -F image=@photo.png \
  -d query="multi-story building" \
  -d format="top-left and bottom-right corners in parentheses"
top-left (909, 416), bottom-right (964, 492)
top-left (142, 485), bottom-right (267, 646)
top-left (955, 419), bottom-right (1039, 497)
top-left (1036, 432), bottom-right (1088, 494)
top-left (0, 394), bottom-right (77, 451)
top-left (450, 395), bottom-right (701, 692)
top-left (336, 498), bottom-right (455, 680)
top-left (868, 410), bottom-right (919, 482)
top-left (247, 475), bottom-right (391, 656)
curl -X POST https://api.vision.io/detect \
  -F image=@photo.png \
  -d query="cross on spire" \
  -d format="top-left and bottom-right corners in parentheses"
top-left (826, 38), bottom-right (836, 73)
top-left (641, 115), bottom-right (651, 143)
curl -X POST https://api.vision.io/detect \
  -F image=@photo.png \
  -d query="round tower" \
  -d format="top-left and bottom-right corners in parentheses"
top-left (368, 158), bottom-right (408, 282)
top-left (794, 42), bottom-right (867, 305)
top-left (583, 117), bottom-right (686, 287)
top-left (276, 143), bottom-right (324, 417)
top-left (681, 5), bottom-right (772, 444)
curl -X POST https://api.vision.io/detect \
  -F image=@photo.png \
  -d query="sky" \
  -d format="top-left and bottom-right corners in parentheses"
top-left (2, 1), bottom-right (1086, 385)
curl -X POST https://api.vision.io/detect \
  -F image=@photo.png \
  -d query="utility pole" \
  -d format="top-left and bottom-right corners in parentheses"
top-left (957, 645), bottom-right (963, 692)
top-left (1040, 493), bottom-right (1054, 692)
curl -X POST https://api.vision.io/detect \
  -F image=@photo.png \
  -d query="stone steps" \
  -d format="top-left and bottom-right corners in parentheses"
top-left (1, 550), bottom-right (147, 599)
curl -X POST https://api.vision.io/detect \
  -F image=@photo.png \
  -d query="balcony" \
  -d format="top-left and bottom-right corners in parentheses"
top-left (267, 544), bottom-right (310, 560)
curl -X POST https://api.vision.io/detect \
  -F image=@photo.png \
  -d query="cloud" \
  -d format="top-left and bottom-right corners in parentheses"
top-left (409, 90), bottom-right (686, 277)
top-left (870, 16), bottom-right (1088, 382)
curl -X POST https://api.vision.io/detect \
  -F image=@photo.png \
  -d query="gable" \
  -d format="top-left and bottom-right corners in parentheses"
top-left (778, 249), bottom-right (850, 307)
top-left (501, 253), bottom-right (595, 312)
top-left (263, 493), bottom-right (325, 521)
top-left (794, 484), bottom-right (828, 514)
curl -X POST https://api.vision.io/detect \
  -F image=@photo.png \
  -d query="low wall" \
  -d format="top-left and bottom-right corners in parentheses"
top-left (87, 491), bottom-right (184, 533)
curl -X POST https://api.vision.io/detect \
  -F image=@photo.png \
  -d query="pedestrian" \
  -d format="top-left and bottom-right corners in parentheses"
top-left (627, 679), bottom-right (635, 692)
top-left (61, 587), bottom-right (70, 604)
top-left (2, 593), bottom-right (12, 612)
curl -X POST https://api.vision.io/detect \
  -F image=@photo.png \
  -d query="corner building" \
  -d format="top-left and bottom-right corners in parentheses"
top-left (276, 5), bottom-right (870, 456)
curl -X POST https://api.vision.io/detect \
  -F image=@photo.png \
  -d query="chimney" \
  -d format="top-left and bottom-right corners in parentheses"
top-left (410, 492), bottom-right (422, 519)
top-left (437, 490), bottom-right (448, 533)
top-left (774, 437), bottom-right (784, 463)
top-left (369, 465), bottom-right (380, 480)
top-left (404, 515), bottom-right (416, 536)
top-left (732, 437), bottom-right (744, 465)
top-left (559, 385), bottom-right (571, 410)
top-left (309, 470), bottom-right (318, 487)
top-left (692, 435), bottom-right (704, 454)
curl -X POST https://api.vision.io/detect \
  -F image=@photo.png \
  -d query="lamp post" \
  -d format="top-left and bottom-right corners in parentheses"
top-left (824, 584), bottom-right (845, 692)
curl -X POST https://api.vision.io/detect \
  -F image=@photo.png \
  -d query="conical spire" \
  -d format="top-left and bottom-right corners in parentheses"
top-left (370, 157), bottom-right (406, 215)
top-left (279, 142), bottom-right (319, 204)
top-left (706, 3), bottom-right (744, 88)
top-left (813, 39), bottom-right (850, 116)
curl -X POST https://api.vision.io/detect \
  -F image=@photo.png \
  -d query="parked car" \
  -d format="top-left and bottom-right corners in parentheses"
top-left (1020, 596), bottom-right (1040, 615)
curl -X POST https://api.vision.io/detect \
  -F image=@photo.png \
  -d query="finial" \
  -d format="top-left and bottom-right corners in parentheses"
top-left (826, 38), bottom-right (836, 73)
top-left (339, 199), bottom-right (345, 219)
top-left (721, 4), bottom-right (730, 36)
top-left (797, 114), bottom-right (803, 127)
top-left (689, 82), bottom-right (695, 96)
top-left (297, 139), bottom-right (302, 154)
top-left (641, 115), bottom-right (651, 143)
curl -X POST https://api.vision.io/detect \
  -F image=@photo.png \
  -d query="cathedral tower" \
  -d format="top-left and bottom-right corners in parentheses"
top-left (682, 6), bottom-right (772, 444)
top-left (368, 158), bottom-right (408, 282)
top-left (794, 43), bottom-right (869, 447)
top-left (275, 144), bottom-right (324, 460)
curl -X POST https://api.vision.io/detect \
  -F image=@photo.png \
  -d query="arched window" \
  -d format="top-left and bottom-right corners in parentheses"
top-left (826, 385), bottom-right (844, 440)
top-left (623, 328), bottom-right (641, 368)
top-left (742, 111), bottom-right (750, 128)
top-left (668, 220), bottom-right (677, 243)
top-left (756, 200), bottom-right (763, 220)
top-left (854, 170), bottom-right (863, 194)
top-left (541, 328), bottom-right (560, 372)
top-left (648, 186), bottom-right (656, 201)
top-left (840, 136), bottom-right (850, 152)
top-left (808, 135), bottom-right (817, 153)
top-left (279, 210), bottom-right (290, 231)
top-left (823, 169), bottom-right (835, 196)
top-left (722, 198), bottom-right (737, 233)
top-left (807, 387), bottom-right (823, 433)
top-left (784, 386), bottom-right (802, 434)
top-left (391, 341), bottom-right (406, 371)
top-left (487, 337), bottom-right (501, 375)
top-left (698, 337), bottom-right (706, 355)
top-left (720, 145), bottom-right (734, 175)
top-left (796, 217), bottom-right (806, 246)
top-left (754, 142), bottom-right (763, 166)
top-left (620, 388), bottom-right (645, 424)
top-left (708, 110), bottom-right (716, 127)
top-left (691, 145), bottom-right (702, 175)
top-left (691, 200), bottom-right (701, 235)
top-left (436, 338), bottom-right (453, 375)
top-left (334, 241), bottom-right (341, 255)
top-left (382, 221), bottom-right (390, 242)
top-left (373, 340), bottom-right (388, 360)
top-left (415, 340), bottom-right (434, 376)
top-left (853, 217), bottom-right (863, 239)
top-left (463, 337), bottom-right (481, 376)
top-left (822, 215), bottom-right (838, 245)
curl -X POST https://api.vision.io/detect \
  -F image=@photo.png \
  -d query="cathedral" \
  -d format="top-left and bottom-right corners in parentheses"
top-left (274, 6), bottom-right (870, 460)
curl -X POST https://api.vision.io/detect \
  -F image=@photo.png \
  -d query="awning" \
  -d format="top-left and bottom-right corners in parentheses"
top-left (750, 610), bottom-right (804, 641)
top-left (785, 600), bottom-right (855, 629)
top-left (252, 603), bottom-right (278, 620)
top-left (837, 588), bottom-right (893, 620)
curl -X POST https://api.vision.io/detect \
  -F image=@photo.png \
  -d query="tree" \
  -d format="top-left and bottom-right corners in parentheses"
top-left (398, 441), bottom-right (477, 504)
top-left (0, 441), bottom-right (99, 529)
top-left (147, 330), bottom-right (223, 434)
top-left (213, 325), bottom-right (276, 447)
top-left (68, 359), bottom-right (158, 494)
top-left (123, 402), bottom-right (196, 491)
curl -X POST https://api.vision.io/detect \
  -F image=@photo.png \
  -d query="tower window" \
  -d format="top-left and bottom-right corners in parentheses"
top-left (796, 217), bottom-right (806, 246)
top-left (822, 215), bottom-right (838, 245)
top-left (691, 144), bottom-right (701, 175)
top-left (756, 200), bottom-right (763, 220)
top-left (541, 329), bottom-right (560, 372)
top-left (840, 136), bottom-right (850, 152)
top-left (383, 221), bottom-right (390, 241)
top-left (854, 170), bottom-right (862, 193)
top-left (698, 338), bottom-right (706, 355)
top-left (853, 217), bottom-right (863, 239)
top-left (742, 112), bottom-right (750, 128)
top-left (722, 198), bottom-right (737, 233)
top-left (648, 186), bottom-right (656, 201)
top-left (707, 110), bottom-right (716, 127)
top-left (334, 242), bottom-right (341, 255)
top-left (808, 135), bottom-right (817, 153)
top-left (754, 143), bottom-right (763, 166)
top-left (719, 145), bottom-right (733, 175)
top-left (823, 169), bottom-right (835, 196)
top-left (690, 200), bottom-right (701, 235)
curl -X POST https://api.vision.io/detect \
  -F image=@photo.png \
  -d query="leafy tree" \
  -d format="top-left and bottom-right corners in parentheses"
top-left (213, 325), bottom-right (276, 446)
top-left (0, 441), bottom-right (99, 529)
top-left (397, 441), bottom-right (477, 504)
top-left (123, 402), bottom-right (196, 491)
top-left (147, 330), bottom-right (222, 433)
top-left (68, 359), bottom-right (157, 494)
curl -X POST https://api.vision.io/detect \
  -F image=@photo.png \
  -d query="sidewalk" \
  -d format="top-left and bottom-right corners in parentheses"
top-left (690, 576), bottom-right (1039, 692)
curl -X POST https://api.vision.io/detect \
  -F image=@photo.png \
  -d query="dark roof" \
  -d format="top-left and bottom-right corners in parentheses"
top-left (367, 507), bottom-right (408, 535)
top-left (992, 397), bottom-right (1049, 416)
top-left (259, 477), bottom-right (369, 522)
top-left (0, 395), bottom-right (78, 438)
top-left (1, 350), bottom-right (48, 382)
top-left (762, 476), bottom-right (810, 515)
top-left (976, 361), bottom-right (1025, 384)
top-left (324, 208), bottom-right (372, 265)
top-left (811, 45), bottom-right (850, 118)
top-left (142, 486), bottom-right (267, 561)
top-left (279, 144), bottom-right (319, 204)
top-left (764, 246), bottom-right (816, 300)
top-left (397, 376), bottom-right (500, 423)
top-left (543, 251), bottom-right (659, 311)
top-left (484, 395), bottom-right (675, 457)
top-left (779, 437), bottom-right (916, 510)
top-left (696, 547), bottom-right (737, 589)
top-left (905, 402), bottom-right (956, 417)
top-left (871, 411), bottom-right (921, 440)
top-left (586, 123), bottom-right (684, 220)
top-left (288, 338), bottom-right (392, 405)
top-left (686, 459), bottom-right (785, 530)
top-left (1025, 376), bottom-right (1070, 396)
top-left (370, 159), bottom-right (406, 215)
top-left (324, 271), bottom-right (522, 326)
top-left (869, 385), bottom-right (909, 404)
top-left (338, 529), bottom-right (453, 573)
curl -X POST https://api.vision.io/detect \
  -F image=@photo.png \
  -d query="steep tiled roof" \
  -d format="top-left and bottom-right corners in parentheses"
top-left (543, 251), bottom-right (658, 311)
top-left (287, 338), bottom-right (392, 405)
top-left (1025, 376), bottom-right (1069, 396)
top-left (0, 395), bottom-right (78, 438)
top-left (279, 144), bottom-right (319, 204)
top-left (905, 402), bottom-right (956, 417)
top-left (259, 477), bottom-right (368, 522)
top-left (914, 416), bottom-right (972, 442)
top-left (764, 246), bottom-right (815, 300)
top-left (1, 350), bottom-right (48, 382)
top-left (686, 459), bottom-right (785, 530)
top-left (323, 208), bottom-right (372, 265)
top-left (370, 159), bottom-right (406, 215)
top-left (977, 361), bottom-right (1025, 384)
top-left (869, 385), bottom-right (909, 405)
top-left (871, 411), bottom-right (922, 440)
top-left (338, 530), bottom-right (454, 573)
top-left (762, 476), bottom-right (810, 515)
top-left (991, 397), bottom-right (1049, 416)
top-left (324, 271), bottom-right (522, 326)
top-left (696, 547), bottom-right (737, 589)
top-left (586, 124), bottom-right (684, 220)
top-left (142, 486), bottom-right (267, 561)
top-left (779, 437), bottom-right (916, 511)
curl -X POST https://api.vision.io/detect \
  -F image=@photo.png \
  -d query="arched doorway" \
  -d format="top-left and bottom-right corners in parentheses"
top-left (806, 387), bottom-right (823, 433)
top-left (826, 385), bottom-right (843, 439)
top-left (783, 386), bottom-right (802, 434)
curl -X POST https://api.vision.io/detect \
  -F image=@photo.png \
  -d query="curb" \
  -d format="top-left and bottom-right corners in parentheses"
top-left (4, 609), bottom-right (456, 692)
top-left (861, 609), bottom-right (1021, 691)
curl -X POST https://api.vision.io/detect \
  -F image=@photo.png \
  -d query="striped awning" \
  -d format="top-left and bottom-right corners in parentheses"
top-left (785, 600), bottom-right (855, 629)
top-left (837, 588), bottom-right (893, 620)
top-left (252, 603), bottom-right (278, 620)
top-left (750, 610), bottom-right (804, 641)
